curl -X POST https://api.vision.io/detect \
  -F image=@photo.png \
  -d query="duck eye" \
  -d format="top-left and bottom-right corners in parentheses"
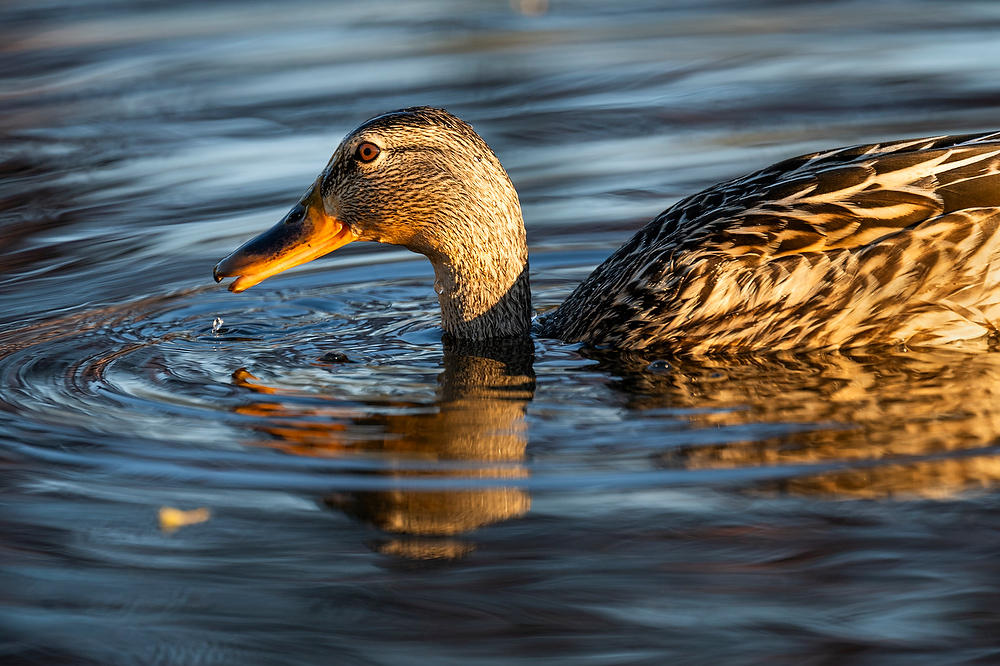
top-left (355, 142), bottom-right (381, 163)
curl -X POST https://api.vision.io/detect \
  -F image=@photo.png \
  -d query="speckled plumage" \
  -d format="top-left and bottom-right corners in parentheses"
top-left (321, 107), bottom-right (532, 340)
top-left (218, 108), bottom-right (1000, 352)
top-left (540, 130), bottom-right (1000, 351)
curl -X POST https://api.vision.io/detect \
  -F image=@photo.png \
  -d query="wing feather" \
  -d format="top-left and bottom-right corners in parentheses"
top-left (541, 131), bottom-right (1000, 350)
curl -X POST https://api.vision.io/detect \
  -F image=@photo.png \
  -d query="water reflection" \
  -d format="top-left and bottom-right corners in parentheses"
top-left (595, 347), bottom-right (1000, 499)
top-left (231, 337), bottom-right (535, 558)
top-left (8, 0), bottom-right (1000, 659)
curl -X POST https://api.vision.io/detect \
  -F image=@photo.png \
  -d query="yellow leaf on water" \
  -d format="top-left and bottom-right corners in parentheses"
top-left (158, 506), bottom-right (210, 533)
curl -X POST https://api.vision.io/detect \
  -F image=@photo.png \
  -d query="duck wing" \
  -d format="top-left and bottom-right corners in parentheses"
top-left (541, 131), bottom-right (1000, 351)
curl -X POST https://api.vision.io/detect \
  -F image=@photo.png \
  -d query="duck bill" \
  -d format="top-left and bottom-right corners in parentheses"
top-left (213, 183), bottom-right (356, 292)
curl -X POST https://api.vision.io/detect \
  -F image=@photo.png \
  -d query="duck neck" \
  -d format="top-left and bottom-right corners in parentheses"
top-left (428, 216), bottom-right (532, 341)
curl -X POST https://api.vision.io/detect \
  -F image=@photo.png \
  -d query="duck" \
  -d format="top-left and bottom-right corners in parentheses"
top-left (214, 106), bottom-right (1000, 353)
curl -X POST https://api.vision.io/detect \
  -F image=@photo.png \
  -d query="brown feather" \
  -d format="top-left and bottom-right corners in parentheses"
top-left (541, 132), bottom-right (1000, 352)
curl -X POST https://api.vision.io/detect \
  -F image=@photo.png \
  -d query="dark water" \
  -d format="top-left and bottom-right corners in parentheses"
top-left (5, 1), bottom-right (1000, 663)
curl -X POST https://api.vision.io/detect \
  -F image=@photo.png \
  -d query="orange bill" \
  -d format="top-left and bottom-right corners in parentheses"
top-left (213, 182), bottom-right (356, 292)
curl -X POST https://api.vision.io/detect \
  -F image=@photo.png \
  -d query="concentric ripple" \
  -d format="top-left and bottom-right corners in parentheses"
top-left (5, 250), bottom-right (1000, 516)
top-left (5, 276), bottom-right (419, 443)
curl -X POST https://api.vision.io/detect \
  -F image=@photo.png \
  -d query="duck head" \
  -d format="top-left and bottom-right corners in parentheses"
top-left (214, 107), bottom-right (532, 339)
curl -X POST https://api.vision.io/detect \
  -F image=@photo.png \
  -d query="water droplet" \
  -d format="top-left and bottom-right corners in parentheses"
top-left (212, 316), bottom-right (224, 335)
top-left (433, 281), bottom-right (445, 295)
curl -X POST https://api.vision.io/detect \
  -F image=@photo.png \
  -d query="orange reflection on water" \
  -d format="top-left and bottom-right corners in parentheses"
top-left (230, 340), bottom-right (535, 557)
top-left (607, 347), bottom-right (1000, 499)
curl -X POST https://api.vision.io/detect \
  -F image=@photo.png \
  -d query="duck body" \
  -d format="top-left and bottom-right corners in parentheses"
top-left (215, 108), bottom-right (1000, 353)
top-left (541, 130), bottom-right (1000, 352)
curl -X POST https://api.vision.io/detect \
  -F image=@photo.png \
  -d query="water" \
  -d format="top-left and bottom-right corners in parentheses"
top-left (5, 1), bottom-right (1000, 663)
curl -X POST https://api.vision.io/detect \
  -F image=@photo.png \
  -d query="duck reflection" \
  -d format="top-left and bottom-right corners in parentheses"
top-left (233, 337), bottom-right (534, 559)
top-left (594, 347), bottom-right (1000, 499)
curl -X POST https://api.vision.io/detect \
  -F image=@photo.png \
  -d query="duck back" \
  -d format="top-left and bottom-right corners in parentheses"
top-left (540, 131), bottom-right (1000, 352)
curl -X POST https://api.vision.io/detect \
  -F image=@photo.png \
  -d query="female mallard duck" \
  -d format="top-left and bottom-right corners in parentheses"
top-left (214, 107), bottom-right (1000, 353)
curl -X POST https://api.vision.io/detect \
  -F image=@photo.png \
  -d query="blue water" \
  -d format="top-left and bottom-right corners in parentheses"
top-left (5, 1), bottom-right (1000, 663)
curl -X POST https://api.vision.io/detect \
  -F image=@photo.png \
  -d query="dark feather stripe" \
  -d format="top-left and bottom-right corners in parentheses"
top-left (540, 132), bottom-right (1000, 351)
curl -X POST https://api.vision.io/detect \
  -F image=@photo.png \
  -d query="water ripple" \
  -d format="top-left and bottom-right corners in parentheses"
top-left (7, 1), bottom-right (1000, 663)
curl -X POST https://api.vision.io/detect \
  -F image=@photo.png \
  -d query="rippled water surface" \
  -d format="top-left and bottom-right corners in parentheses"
top-left (6, 1), bottom-right (1000, 663)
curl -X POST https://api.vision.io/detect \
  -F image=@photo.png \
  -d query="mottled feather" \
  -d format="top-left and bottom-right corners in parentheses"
top-left (540, 131), bottom-right (1000, 351)
top-left (218, 107), bottom-right (1000, 352)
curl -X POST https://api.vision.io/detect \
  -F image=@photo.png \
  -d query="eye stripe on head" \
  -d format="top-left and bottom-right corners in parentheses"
top-left (355, 142), bottom-right (381, 163)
